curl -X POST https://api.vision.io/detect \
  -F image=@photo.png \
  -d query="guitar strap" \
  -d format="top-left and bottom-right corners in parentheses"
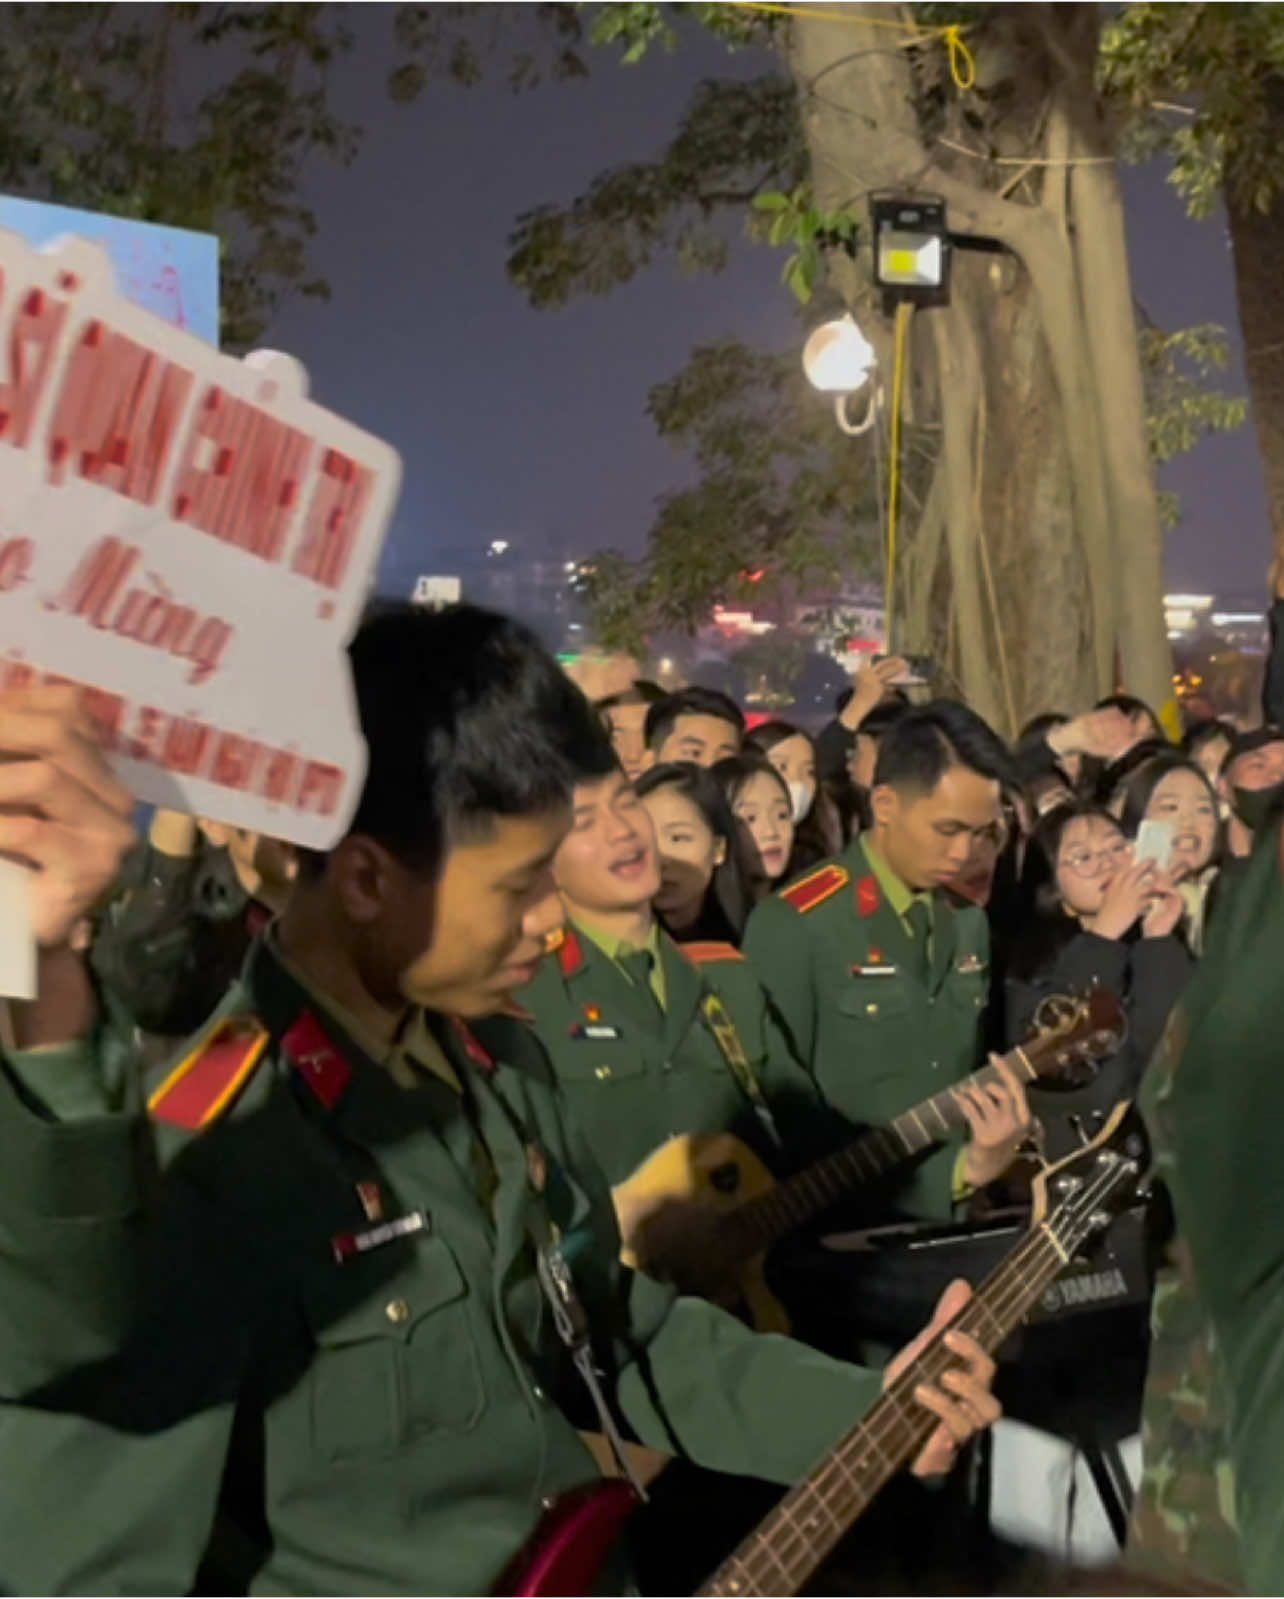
top-left (534, 1223), bottom-right (650, 1502)
top-left (699, 993), bottom-right (781, 1148)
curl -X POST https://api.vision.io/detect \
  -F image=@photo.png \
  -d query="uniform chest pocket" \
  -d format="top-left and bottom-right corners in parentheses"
top-left (836, 973), bottom-right (914, 1023)
top-left (554, 1045), bottom-right (650, 1085)
top-left (946, 969), bottom-right (989, 1014)
top-left (302, 1235), bottom-right (485, 1463)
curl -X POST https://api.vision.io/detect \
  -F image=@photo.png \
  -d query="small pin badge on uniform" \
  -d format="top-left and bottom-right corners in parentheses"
top-left (526, 1142), bottom-right (548, 1193)
top-left (356, 1180), bottom-right (383, 1222)
top-left (584, 1003), bottom-right (602, 1022)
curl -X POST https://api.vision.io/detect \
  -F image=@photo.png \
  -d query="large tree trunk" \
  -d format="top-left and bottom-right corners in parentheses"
top-left (787, 6), bottom-right (1169, 737)
top-left (1227, 171), bottom-right (1284, 564)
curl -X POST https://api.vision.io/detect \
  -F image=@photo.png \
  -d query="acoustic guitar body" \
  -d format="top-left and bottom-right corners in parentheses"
top-left (611, 1131), bottom-right (790, 1332)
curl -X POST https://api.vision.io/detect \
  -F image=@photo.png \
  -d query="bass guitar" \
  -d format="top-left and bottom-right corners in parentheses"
top-left (612, 985), bottom-right (1125, 1331)
top-left (503, 1101), bottom-right (1143, 1597)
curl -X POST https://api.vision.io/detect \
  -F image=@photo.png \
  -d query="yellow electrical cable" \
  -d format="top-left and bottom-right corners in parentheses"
top-left (885, 300), bottom-right (912, 653)
top-left (732, 2), bottom-right (976, 91)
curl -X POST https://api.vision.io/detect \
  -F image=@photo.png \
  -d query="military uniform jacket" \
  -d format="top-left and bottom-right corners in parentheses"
top-left (0, 937), bottom-right (883, 1597)
top-left (521, 926), bottom-right (833, 1185)
top-left (1166, 817), bottom-right (1284, 1595)
top-left (743, 837), bottom-right (990, 1220)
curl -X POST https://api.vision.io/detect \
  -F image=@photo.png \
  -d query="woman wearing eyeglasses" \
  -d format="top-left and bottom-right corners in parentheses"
top-left (994, 801), bottom-right (1193, 1165)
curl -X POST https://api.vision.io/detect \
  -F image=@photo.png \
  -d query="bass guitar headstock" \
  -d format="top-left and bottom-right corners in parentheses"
top-left (1028, 1100), bottom-right (1143, 1255)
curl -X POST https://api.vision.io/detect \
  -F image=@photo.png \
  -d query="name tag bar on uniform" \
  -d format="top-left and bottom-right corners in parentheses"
top-left (852, 964), bottom-right (899, 977)
top-left (571, 1023), bottom-right (622, 1040)
top-left (331, 1210), bottom-right (429, 1264)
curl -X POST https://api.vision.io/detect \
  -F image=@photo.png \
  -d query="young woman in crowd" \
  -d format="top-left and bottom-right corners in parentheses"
top-left (1114, 752), bottom-right (1222, 954)
top-left (634, 761), bottom-right (755, 945)
top-left (712, 752), bottom-right (797, 899)
top-left (998, 800), bottom-right (1192, 1162)
top-left (1181, 717), bottom-right (1236, 787)
top-left (744, 718), bottom-right (844, 868)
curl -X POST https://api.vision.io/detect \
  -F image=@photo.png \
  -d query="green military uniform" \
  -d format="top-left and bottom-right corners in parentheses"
top-left (520, 921), bottom-right (832, 1185)
top-left (743, 835), bottom-right (988, 1219)
top-left (0, 934), bottom-right (886, 1596)
top-left (1125, 1003), bottom-right (1242, 1594)
top-left (1166, 816), bottom-right (1284, 1595)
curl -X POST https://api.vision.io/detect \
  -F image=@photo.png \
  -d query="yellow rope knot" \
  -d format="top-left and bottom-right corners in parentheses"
top-left (943, 23), bottom-right (976, 91)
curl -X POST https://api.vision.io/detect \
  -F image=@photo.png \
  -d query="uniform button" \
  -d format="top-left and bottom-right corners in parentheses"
top-left (662, 1059), bottom-right (673, 1072)
top-left (931, 1060), bottom-right (939, 1070)
top-left (865, 1002), bottom-right (879, 1016)
top-left (542, 1496), bottom-right (556, 1511)
top-left (594, 1065), bottom-right (612, 1080)
top-left (385, 1297), bottom-right (411, 1325)
top-left (532, 1384), bottom-right (547, 1401)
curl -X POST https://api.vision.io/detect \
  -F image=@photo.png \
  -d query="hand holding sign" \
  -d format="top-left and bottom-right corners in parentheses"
top-left (0, 683), bottom-right (135, 949)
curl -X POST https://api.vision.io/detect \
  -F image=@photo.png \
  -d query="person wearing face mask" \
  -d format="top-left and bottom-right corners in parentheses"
top-left (712, 753), bottom-right (798, 899)
top-left (998, 802), bottom-right (1191, 1161)
top-left (745, 719), bottom-right (844, 871)
top-left (634, 762), bottom-right (756, 946)
top-left (1114, 754), bottom-right (1223, 955)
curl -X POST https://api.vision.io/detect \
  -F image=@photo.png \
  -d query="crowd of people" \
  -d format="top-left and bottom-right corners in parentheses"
top-left (2, 583), bottom-right (1284, 1595)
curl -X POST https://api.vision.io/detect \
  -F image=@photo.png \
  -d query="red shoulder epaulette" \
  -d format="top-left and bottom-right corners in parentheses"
top-left (780, 863), bottom-right (849, 914)
top-left (681, 940), bottom-right (746, 965)
top-left (149, 1013), bottom-right (270, 1130)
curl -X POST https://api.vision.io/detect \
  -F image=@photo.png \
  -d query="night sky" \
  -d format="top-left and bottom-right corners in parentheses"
top-left (260, 11), bottom-right (1270, 614)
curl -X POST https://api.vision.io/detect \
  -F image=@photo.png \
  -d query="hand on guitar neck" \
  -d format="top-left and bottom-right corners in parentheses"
top-left (884, 1277), bottom-right (1000, 1478)
top-left (956, 1050), bottom-right (1035, 1190)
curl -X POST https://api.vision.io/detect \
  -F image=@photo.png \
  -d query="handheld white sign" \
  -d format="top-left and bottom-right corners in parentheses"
top-left (0, 231), bottom-right (399, 852)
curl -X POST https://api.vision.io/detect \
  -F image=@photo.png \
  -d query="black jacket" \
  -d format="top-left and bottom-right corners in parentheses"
top-left (1002, 927), bottom-right (1193, 1163)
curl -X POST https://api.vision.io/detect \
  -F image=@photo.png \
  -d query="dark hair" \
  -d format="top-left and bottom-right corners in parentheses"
top-left (1004, 801), bottom-right (1123, 981)
top-left (1096, 694), bottom-right (1162, 738)
top-left (855, 698), bottom-right (912, 743)
top-left (744, 719), bottom-right (809, 760)
top-left (1115, 752), bottom-right (1222, 858)
top-left (1181, 718), bottom-right (1236, 770)
top-left (1092, 736), bottom-right (1169, 808)
top-left (872, 700), bottom-right (1015, 795)
top-left (1019, 712), bottom-right (1069, 746)
top-left (711, 752), bottom-right (792, 813)
top-left (341, 601), bottom-right (605, 876)
top-left (644, 686), bottom-right (745, 752)
top-left (634, 761), bottom-right (755, 942)
top-left (594, 680), bottom-right (666, 713)
top-left (1225, 723), bottom-right (1284, 777)
top-left (744, 720), bottom-right (845, 870)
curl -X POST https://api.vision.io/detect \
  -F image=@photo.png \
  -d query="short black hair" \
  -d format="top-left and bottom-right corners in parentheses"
top-left (593, 679), bottom-right (666, 713)
top-left (341, 601), bottom-right (605, 875)
top-left (856, 699), bottom-right (911, 743)
top-left (872, 700), bottom-right (1015, 794)
top-left (1096, 693), bottom-right (1162, 737)
top-left (644, 686), bottom-right (745, 751)
top-left (1225, 724), bottom-right (1284, 775)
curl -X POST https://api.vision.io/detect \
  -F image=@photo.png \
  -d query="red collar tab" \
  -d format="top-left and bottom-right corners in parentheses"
top-left (448, 1016), bottom-right (495, 1072)
top-left (283, 1011), bottom-right (352, 1109)
top-left (556, 926), bottom-right (585, 977)
top-left (855, 874), bottom-right (880, 918)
